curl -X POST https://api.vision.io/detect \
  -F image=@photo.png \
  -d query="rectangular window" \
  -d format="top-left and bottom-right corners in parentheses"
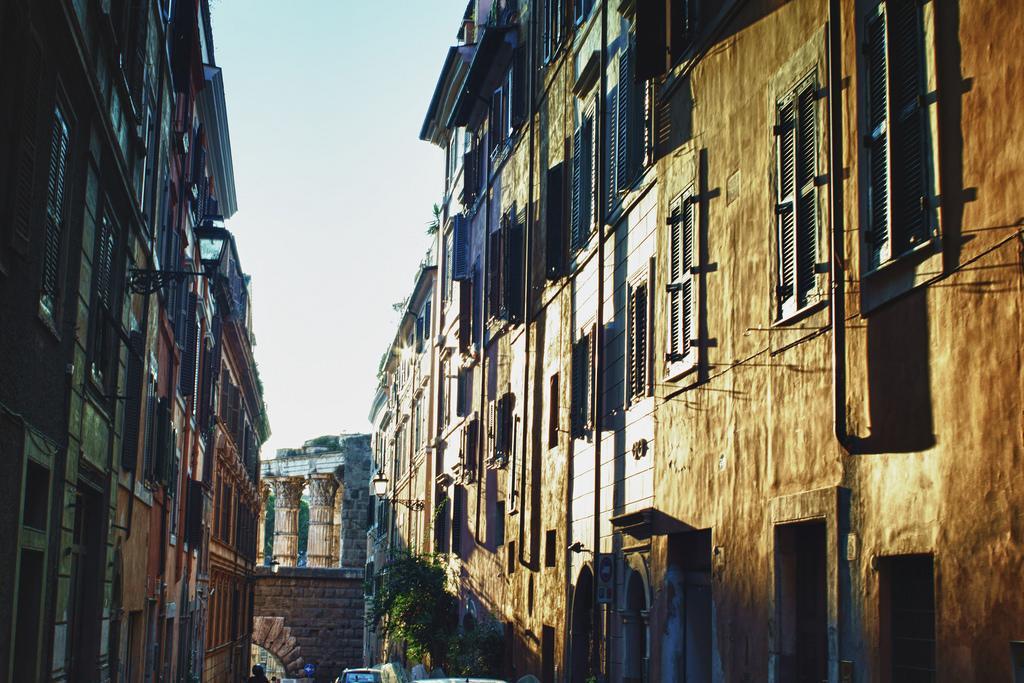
top-left (548, 373), bottom-right (560, 449)
top-left (444, 228), bottom-right (454, 303)
top-left (494, 393), bottom-right (514, 465)
top-left (463, 416), bottom-right (479, 482)
top-left (545, 529), bottom-right (557, 567)
top-left (570, 109), bottom-right (595, 252)
top-left (775, 521), bottom-right (827, 682)
top-left (451, 485), bottom-right (465, 558)
top-left (489, 210), bottom-right (525, 323)
top-left (571, 331), bottom-right (593, 437)
top-left (666, 189), bottom-right (697, 372)
top-left (609, 39), bottom-right (643, 209)
top-left (40, 104), bottom-right (71, 318)
top-left (775, 76), bottom-right (819, 319)
top-left (507, 538), bottom-right (516, 574)
top-left (545, 162), bottom-right (566, 279)
top-left (543, 0), bottom-right (565, 63)
top-left (628, 279), bottom-right (650, 402)
top-left (864, 1), bottom-right (932, 270)
top-left (880, 555), bottom-right (936, 682)
top-left (456, 368), bottom-right (472, 418)
top-left (495, 500), bottom-right (506, 548)
top-left (440, 358), bottom-right (450, 429)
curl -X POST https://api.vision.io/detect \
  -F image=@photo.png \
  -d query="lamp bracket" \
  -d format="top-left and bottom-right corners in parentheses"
top-left (127, 269), bottom-right (209, 295)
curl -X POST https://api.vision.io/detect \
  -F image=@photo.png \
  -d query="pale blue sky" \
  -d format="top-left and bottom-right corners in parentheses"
top-left (211, 1), bottom-right (467, 455)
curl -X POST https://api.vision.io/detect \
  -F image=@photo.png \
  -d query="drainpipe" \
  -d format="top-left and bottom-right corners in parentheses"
top-left (518, 0), bottom-right (537, 569)
top-left (828, 0), bottom-right (849, 454)
top-left (594, 1), bottom-right (609, 679)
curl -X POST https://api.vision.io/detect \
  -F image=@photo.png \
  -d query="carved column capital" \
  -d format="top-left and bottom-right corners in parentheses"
top-left (259, 481), bottom-right (272, 506)
top-left (270, 476), bottom-right (305, 509)
top-left (307, 474), bottom-right (339, 508)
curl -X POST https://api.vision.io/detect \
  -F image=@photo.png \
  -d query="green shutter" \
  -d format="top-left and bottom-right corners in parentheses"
top-left (42, 107), bottom-right (70, 299)
top-left (889, 0), bottom-right (929, 252)
top-left (865, 6), bottom-right (890, 269)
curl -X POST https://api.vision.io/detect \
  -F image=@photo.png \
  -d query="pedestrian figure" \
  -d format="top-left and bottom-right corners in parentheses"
top-left (249, 664), bottom-right (271, 683)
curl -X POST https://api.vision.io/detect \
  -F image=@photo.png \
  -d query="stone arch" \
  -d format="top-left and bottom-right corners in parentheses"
top-left (252, 615), bottom-right (304, 675)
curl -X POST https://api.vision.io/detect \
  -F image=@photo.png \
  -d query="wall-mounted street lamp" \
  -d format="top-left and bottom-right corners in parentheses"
top-left (269, 559), bottom-right (280, 574)
top-left (127, 216), bottom-right (230, 294)
top-left (371, 468), bottom-right (424, 511)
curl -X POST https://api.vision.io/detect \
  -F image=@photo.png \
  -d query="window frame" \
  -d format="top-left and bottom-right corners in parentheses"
top-left (664, 187), bottom-right (699, 378)
top-left (773, 73), bottom-right (823, 323)
top-left (39, 100), bottom-right (73, 324)
top-left (860, 0), bottom-right (938, 275)
top-left (627, 263), bottom-right (654, 405)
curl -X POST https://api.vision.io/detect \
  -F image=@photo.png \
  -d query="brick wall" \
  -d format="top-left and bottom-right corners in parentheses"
top-left (254, 567), bottom-right (365, 681)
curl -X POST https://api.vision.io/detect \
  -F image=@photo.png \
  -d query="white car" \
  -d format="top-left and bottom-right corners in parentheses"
top-left (337, 668), bottom-right (382, 683)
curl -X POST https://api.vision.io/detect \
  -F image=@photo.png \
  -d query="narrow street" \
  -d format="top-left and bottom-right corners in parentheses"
top-left (1, 1), bottom-right (1024, 682)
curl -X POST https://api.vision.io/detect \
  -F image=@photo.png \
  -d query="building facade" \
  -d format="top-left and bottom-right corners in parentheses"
top-left (370, 0), bottom-right (1024, 681)
top-left (0, 1), bottom-right (266, 681)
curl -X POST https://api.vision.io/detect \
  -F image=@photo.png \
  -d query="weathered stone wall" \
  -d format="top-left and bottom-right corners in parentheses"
top-left (338, 434), bottom-right (372, 568)
top-left (254, 567), bottom-right (366, 681)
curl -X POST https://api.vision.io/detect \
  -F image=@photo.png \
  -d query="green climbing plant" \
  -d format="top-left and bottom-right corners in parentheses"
top-left (369, 551), bottom-right (457, 668)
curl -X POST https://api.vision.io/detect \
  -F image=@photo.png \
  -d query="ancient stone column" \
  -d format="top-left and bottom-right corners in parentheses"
top-left (270, 477), bottom-right (305, 567)
top-left (306, 474), bottom-right (339, 568)
top-left (331, 485), bottom-right (344, 566)
top-left (256, 481), bottom-right (270, 565)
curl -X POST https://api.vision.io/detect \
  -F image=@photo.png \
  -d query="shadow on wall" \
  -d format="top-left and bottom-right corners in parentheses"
top-left (857, 286), bottom-right (935, 454)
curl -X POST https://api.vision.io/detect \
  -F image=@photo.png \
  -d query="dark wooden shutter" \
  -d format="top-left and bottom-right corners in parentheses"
top-left (865, 6), bottom-right (890, 269)
top-left (451, 485), bottom-right (465, 558)
top-left (617, 46), bottom-right (633, 193)
top-left (607, 65), bottom-right (619, 213)
top-left (42, 107), bottom-right (70, 299)
top-left (488, 227), bottom-right (502, 319)
top-left (776, 98), bottom-right (798, 313)
top-left (179, 293), bottom-right (199, 395)
top-left (545, 163), bottom-right (565, 279)
top-left (512, 45), bottom-right (528, 128)
top-left (571, 334), bottom-right (589, 436)
top-left (585, 111), bottom-right (596, 232)
top-left (489, 90), bottom-right (502, 154)
top-left (453, 215), bottom-right (470, 280)
top-left (121, 331), bottom-right (146, 471)
top-left (629, 283), bottom-right (648, 400)
top-left (142, 378), bottom-right (157, 479)
top-left (680, 196), bottom-right (695, 356)
top-left (667, 200), bottom-right (683, 358)
top-left (505, 210), bottom-right (524, 323)
top-left (186, 478), bottom-right (204, 548)
top-left (889, 1), bottom-right (929, 252)
top-left (795, 83), bottom-right (818, 308)
top-left (670, 0), bottom-right (699, 63)
top-left (462, 145), bottom-right (479, 205)
top-left (155, 397), bottom-right (173, 485)
top-left (465, 416), bottom-right (479, 480)
top-left (95, 216), bottom-right (116, 307)
top-left (636, 0), bottom-right (668, 80)
top-left (11, 36), bottom-right (43, 255)
top-left (571, 125), bottom-right (583, 250)
top-left (667, 193), bottom-right (696, 361)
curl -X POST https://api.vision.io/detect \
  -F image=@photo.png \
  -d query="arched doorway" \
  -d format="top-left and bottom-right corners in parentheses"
top-left (622, 569), bottom-right (649, 683)
top-left (569, 566), bottom-right (594, 683)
